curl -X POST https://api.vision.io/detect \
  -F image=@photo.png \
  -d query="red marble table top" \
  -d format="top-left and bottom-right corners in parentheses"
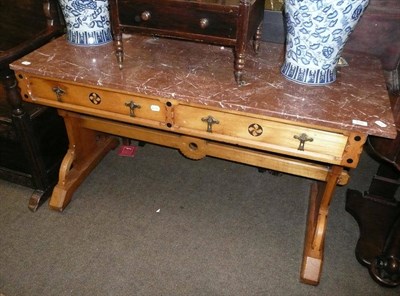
top-left (11, 35), bottom-right (396, 138)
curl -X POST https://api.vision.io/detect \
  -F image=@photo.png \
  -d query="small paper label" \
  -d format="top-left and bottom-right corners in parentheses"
top-left (150, 105), bottom-right (160, 112)
top-left (352, 119), bottom-right (368, 127)
top-left (375, 120), bottom-right (387, 128)
top-left (117, 145), bottom-right (138, 157)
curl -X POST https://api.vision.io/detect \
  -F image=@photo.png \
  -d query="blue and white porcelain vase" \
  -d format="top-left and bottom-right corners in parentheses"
top-left (281, 0), bottom-right (370, 85)
top-left (59, 0), bottom-right (112, 46)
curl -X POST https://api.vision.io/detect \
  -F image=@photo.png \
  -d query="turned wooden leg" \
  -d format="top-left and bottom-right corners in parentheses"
top-left (234, 50), bottom-right (246, 87)
top-left (301, 165), bottom-right (343, 285)
top-left (115, 32), bottom-right (124, 70)
top-left (109, 0), bottom-right (124, 69)
top-left (253, 22), bottom-right (262, 53)
top-left (49, 110), bottom-right (119, 211)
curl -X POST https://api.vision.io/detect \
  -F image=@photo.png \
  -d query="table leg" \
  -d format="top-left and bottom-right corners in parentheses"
top-left (49, 111), bottom-right (119, 211)
top-left (253, 22), bottom-right (262, 53)
top-left (300, 165), bottom-right (343, 285)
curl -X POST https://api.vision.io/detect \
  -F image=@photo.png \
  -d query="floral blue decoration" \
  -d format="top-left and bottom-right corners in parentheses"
top-left (59, 0), bottom-right (112, 46)
top-left (281, 0), bottom-right (370, 85)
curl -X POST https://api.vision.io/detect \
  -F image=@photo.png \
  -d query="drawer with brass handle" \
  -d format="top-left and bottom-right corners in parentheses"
top-left (17, 75), bottom-right (170, 128)
top-left (16, 73), bottom-right (365, 167)
top-left (173, 104), bottom-right (357, 166)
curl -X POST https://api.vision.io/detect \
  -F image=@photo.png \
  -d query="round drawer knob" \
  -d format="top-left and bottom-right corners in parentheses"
top-left (199, 18), bottom-right (209, 29)
top-left (141, 11), bottom-right (151, 21)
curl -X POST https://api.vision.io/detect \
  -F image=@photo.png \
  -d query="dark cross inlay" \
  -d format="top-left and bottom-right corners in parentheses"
top-left (294, 133), bottom-right (314, 151)
top-left (89, 92), bottom-right (101, 105)
top-left (248, 123), bottom-right (263, 137)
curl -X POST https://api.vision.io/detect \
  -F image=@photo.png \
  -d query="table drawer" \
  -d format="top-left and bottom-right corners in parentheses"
top-left (117, 0), bottom-right (238, 39)
top-left (18, 74), bottom-right (356, 166)
top-left (174, 104), bottom-right (349, 164)
top-left (23, 77), bottom-right (168, 125)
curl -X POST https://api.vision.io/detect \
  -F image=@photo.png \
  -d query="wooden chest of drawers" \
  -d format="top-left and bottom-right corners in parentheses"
top-left (109, 0), bottom-right (265, 85)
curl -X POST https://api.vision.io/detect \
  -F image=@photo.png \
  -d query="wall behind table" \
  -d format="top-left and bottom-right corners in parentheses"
top-left (345, 0), bottom-right (400, 71)
top-left (0, 0), bottom-right (48, 50)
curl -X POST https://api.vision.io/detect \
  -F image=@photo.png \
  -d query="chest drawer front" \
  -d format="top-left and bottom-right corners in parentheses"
top-left (174, 104), bottom-right (349, 164)
top-left (26, 77), bottom-right (168, 124)
top-left (118, 0), bottom-right (238, 39)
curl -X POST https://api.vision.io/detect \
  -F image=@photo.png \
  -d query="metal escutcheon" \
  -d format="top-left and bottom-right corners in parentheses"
top-left (52, 86), bottom-right (65, 102)
top-left (294, 133), bottom-right (313, 151)
top-left (125, 100), bottom-right (141, 117)
top-left (201, 115), bottom-right (219, 133)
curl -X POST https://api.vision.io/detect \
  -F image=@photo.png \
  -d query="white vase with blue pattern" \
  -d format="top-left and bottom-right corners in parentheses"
top-left (59, 0), bottom-right (112, 46)
top-left (281, 0), bottom-right (370, 85)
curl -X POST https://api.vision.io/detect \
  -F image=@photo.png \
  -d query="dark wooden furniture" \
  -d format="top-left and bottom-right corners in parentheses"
top-left (11, 34), bottom-right (396, 284)
top-left (0, 0), bottom-right (68, 211)
top-left (346, 96), bottom-right (400, 288)
top-left (346, 185), bottom-right (400, 288)
top-left (346, 92), bottom-right (400, 288)
top-left (346, 0), bottom-right (400, 93)
top-left (344, 0), bottom-right (400, 287)
top-left (109, 0), bottom-right (265, 85)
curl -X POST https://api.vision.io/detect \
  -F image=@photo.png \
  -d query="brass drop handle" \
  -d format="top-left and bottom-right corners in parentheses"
top-left (52, 86), bottom-right (65, 102)
top-left (141, 11), bottom-right (151, 21)
top-left (201, 115), bottom-right (219, 133)
top-left (294, 133), bottom-right (313, 151)
top-left (199, 18), bottom-right (209, 29)
top-left (125, 100), bottom-right (141, 117)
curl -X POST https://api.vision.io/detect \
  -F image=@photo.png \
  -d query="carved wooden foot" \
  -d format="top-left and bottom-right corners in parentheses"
top-left (301, 166), bottom-right (343, 285)
top-left (49, 137), bottom-right (118, 211)
top-left (49, 111), bottom-right (119, 211)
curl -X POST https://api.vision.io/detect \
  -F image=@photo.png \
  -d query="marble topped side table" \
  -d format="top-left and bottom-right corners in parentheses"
top-left (11, 35), bottom-right (396, 285)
